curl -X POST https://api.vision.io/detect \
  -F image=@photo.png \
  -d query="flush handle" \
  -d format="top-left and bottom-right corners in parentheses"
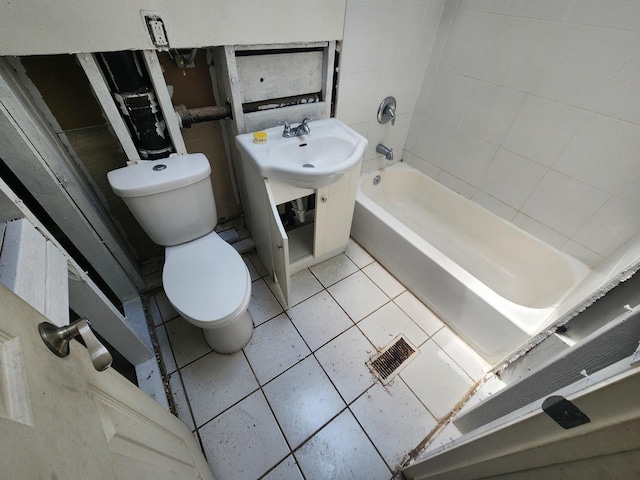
top-left (38, 318), bottom-right (113, 371)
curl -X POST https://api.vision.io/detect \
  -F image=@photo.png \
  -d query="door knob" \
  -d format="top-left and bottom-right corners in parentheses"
top-left (38, 318), bottom-right (113, 371)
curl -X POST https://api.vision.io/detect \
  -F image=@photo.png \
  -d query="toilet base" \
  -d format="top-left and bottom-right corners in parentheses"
top-left (202, 310), bottom-right (254, 354)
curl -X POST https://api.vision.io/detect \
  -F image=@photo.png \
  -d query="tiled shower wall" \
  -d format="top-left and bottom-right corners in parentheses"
top-left (404, 0), bottom-right (640, 268)
top-left (336, 0), bottom-right (445, 173)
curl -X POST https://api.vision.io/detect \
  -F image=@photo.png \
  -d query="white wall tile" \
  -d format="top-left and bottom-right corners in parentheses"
top-left (414, 5), bottom-right (445, 67)
top-left (414, 67), bottom-right (436, 115)
top-left (553, 113), bottom-right (640, 193)
top-left (481, 16), bottom-right (562, 91)
top-left (521, 170), bottom-right (609, 237)
top-left (375, 67), bottom-right (426, 116)
top-left (386, 3), bottom-right (427, 38)
top-left (437, 171), bottom-right (476, 199)
top-left (567, 0), bottom-right (640, 32)
top-left (443, 132), bottom-right (497, 186)
top-left (502, 95), bottom-right (589, 167)
top-left (531, 24), bottom-right (640, 109)
top-left (471, 190), bottom-right (517, 221)
top-left (340, 2), bottom-right (389, 74)
top-left (335, 72), bottom-right (380, 126)
top-left (457, 0), bottom-right (508, 15)
top-left (479, 148), bottom-right (547, 209)
top-left (560, 240), bottom-right (604, 269)
top-left (412, 117), bottom-right (457, 168)
top-left (428, 0), bottom-right (457, 69)
top-left (459, 81), bottom-right (526, 145)
top-left (439, 9), bottom-right (503, 77)
top-left (512, 213), bottom-right (568, 249)
top-left (590, 49), bottom-right (640, 125)
top-left (425, 70), bottom-right (477, 127)
top-left (572, 196), bottom-right (640, 258)
top-left (506, 0), bottom-right (577, 21)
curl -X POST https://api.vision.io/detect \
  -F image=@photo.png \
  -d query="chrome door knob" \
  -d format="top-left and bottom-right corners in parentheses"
top-left (38, 318), bottom-right (113, 371)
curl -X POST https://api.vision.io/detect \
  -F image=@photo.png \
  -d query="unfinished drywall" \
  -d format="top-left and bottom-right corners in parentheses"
top-left (20, 55), bottom-right (162, 264)
top-left (157, 50), bottom-right (241, 222)
top-left (0, 1), bottom-right (346, 55)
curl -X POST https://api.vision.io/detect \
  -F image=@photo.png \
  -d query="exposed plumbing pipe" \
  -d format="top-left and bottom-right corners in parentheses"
top-left (292, 197), bottom-right (306, 223)
top-left (97, 51), bottom-right (174, 159)
top-left (174, 104), bottom-right (233, 127)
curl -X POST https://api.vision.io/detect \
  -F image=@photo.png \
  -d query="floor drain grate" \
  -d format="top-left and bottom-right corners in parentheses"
top-left (368, 335), bottom-right (418, 384)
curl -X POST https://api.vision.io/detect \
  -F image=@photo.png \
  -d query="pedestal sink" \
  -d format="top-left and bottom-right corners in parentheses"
top-left (235, 118), bottom-right (367, 188)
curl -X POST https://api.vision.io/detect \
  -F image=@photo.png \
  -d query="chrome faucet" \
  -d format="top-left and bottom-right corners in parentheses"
top-left (282, 117), bottom-right (311, 138)
top-left (376, 143), bottom-right (394, 161)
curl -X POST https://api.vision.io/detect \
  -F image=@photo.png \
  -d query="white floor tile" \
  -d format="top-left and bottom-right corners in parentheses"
top-left (153, 290), bottom-right (179, 322)
top-left (246, 251), bottom-right (269, 277)
top-left (309, 254), bottom-right (359, 287)
top-left (155, 324), bottom-right (177, 374)
top-left (199, 391), bottom-right (289, 480)
top-left (394, 291), bottom-right (444, 336)
top-left (458, 374), bottom-right (506, 415)
top-left (345, 237), bottom-right (375, 268)
top-left (262, 456), bottom-right (304, 480)
top-left (180, 351), bottom-right (258, 427)
top-left (432, 327), bottom-right (489, 381)
top-left (328, 271), bottom-right (389, 322)
top-left (315, 326), bottom-right (377, 404)
top-left (165, 318), bottom-right (212, 368)
top-left (295, 410), bottom-right (391, 480)
top-left (359, 302), bottom-right (429, 350)
top-left (400, 340), bottom-right (474, 420)
top-left (249, 278), bottom-right (284, 326)
top-left (363, 262), bottom-right (406, 299)
top-left (422, 421), bottom-right (463, 456)
top-left (243, 256), bottom-right (260, 281)
top-left (351, 381), bottom-right (438, 469)
top-left (244, 313), bottom-right (310, 385)
top-left (263, 356), bottom-right (345, 449)
top-left (168, 372), bottom-right (194, 431)
top-left (288, 290), bottom-right (353, 351)
top-left (289, 269), bottom-right (324, 307)
top-left (148, 295), bottom-right (164, 326)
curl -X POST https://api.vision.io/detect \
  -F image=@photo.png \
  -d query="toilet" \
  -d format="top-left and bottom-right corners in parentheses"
top-left (107, 153), bottom-right (253, 353)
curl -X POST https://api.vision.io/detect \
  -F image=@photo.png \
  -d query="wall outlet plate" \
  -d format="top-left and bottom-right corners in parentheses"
top-left (144, 14), bottom-right (169, 48)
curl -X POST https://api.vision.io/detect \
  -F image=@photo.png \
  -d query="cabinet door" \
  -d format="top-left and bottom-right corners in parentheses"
top-left (265, 180), bottom-right (291, 308)
top-left (315, 169), bottom-right (358, 255)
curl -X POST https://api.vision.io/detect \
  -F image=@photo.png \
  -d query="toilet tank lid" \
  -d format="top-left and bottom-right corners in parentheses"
top-left (107, 154), bottom-right (211, 198)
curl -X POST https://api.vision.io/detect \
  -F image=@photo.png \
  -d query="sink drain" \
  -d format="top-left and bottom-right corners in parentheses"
top-left (302, 163), bottom-right (315, 168)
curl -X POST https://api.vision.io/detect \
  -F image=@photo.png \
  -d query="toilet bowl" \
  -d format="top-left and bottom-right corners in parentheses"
top-left (163, 231), bottom-right (253, 353)
top-left (107, 153), bottom-right (254, 353)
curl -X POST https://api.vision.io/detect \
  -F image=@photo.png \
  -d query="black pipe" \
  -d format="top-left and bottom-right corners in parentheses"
top-left (97, 51), bottom-right (173, 159)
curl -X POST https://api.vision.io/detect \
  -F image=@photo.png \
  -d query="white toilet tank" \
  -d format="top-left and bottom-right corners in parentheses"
top-left (107, 154), bottom-right (217, 246)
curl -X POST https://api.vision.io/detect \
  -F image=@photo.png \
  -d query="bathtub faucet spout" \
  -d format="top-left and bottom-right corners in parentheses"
top-left (376, 143), bottom-right (394, 161)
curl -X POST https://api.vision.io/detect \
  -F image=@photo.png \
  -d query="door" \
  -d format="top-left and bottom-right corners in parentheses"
top-left (0, 283), bottom-right (214, 479)
top-left (265, 179), bottom-right (291, 307)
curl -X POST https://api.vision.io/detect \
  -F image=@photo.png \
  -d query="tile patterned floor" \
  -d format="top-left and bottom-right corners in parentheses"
top-left (148, 238), bottom-right (489, 480)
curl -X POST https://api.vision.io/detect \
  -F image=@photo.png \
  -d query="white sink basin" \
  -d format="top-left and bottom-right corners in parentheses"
top-left (235, 118), bottom-right (367, 188)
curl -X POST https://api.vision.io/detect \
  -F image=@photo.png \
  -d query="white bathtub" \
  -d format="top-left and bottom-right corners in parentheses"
top-left (351, 163), bottom-right (589, 364)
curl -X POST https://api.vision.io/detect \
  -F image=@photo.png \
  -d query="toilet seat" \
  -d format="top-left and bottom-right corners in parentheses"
top-left (163, 231), bottom-right (250, 328)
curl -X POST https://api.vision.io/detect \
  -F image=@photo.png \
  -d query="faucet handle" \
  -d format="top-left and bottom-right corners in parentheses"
top-left (384, 105), bottom-right (396, 126)
top-left (377, 96), bottom-right (397, 126)
top-left (278, 121), bottom-right (292, 137)
top-left (300, 117), bottom-right (311, 134)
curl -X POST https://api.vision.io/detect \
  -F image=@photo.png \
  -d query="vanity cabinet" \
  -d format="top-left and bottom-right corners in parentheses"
top-left (242, 158), bottom-right (362, 307)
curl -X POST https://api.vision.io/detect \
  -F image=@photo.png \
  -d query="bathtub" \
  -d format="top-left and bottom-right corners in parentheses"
top-left (351, 163), bottom-right (589, 364)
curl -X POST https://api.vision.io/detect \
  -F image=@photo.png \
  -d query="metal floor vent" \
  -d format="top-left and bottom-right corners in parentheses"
top-left (368, 335), bottom-right (418, 384)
